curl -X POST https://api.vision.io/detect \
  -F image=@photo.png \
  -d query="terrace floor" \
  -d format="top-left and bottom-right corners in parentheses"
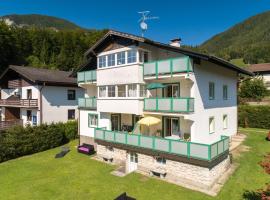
top-left (0, 128), bottom-right (269, 200)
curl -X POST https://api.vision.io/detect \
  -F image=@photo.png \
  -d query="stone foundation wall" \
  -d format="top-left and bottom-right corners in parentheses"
top-left (79, 135), bottom-right (96, 149)
top-left (96, 144), bottom-right (230, 190)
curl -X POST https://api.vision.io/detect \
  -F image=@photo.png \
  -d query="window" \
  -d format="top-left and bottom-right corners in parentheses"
top-left (117, 52), bottom-right (126, 65)
top-left (99, 86), bottom-right (106, 97)
top-left (139, 85), bottom-right (146, 97)
top-left (209, 82), bottom-right (215, 100)
top-left (127, 50), bottom-right (137, 63)
top-left (130, 152), bottom-right (138, 163)
top-left (156, 157), bottom-right (166, 165)
top-left (107, 54), bottom-right (115, 67)
top-left (27, 89), bottom-right (32, 99)
top-left (223, 115), bottom-right (228, 129)
top-left (118, 85), bottom-right (126, 97)
top-left (209, 117), bottom-right (215, 134)
top-left (108, 86), bottom-right (116, 97)
top-left (68, 109), bottom-right (75, 120)
top-left (98, 55), bottom-right (106, 68)
top-left (128, 84), bottom-right (137, 97)
top-left (223, 85), bottom-right (228, 100)
top-left (139, 50), bottom-right (149, 62)
top-left (67, 90), bottom-right (76, 100)
top-left (27, 110), bottom-right (32, 121)
top-left (88, 114), bottom-right (98, 127)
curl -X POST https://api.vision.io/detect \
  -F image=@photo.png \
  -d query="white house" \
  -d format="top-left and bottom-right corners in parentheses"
top-left (76, 30), bottom-right (252, 192)
top-left (247, 63), bottom-right (270, 90)
top-left (0, 65), bottom-right (84, 129)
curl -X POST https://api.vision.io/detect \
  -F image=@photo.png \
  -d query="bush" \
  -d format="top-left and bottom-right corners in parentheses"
top-left (238, 105), bottom-right (270, 129)
top-left (239, 77), bottom-right (268, 101)
top-left (0, 121), bottom-right (78, 163)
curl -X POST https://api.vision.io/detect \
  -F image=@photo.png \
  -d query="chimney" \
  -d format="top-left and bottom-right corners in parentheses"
top-left (170, 38), bottom-right (181, 47)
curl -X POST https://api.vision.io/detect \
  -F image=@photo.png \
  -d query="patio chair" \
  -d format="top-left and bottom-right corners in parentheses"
top-left (55, 146), bottom-right (70, 158)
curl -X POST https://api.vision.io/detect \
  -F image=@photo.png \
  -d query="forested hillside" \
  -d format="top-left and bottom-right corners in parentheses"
top-left (200, 11), bottom-right (270, 64)
top-left (0, 22), bottom-right (106, 73)
top-left (0, 14), bottom-right (84, 30)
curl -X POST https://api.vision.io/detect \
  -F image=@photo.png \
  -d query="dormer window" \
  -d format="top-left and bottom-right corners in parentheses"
top-left (117, 52), bottom-right (126, 65)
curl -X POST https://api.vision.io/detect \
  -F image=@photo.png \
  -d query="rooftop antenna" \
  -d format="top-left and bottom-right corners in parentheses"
top-left (138, 11), bottom-right (159, 37)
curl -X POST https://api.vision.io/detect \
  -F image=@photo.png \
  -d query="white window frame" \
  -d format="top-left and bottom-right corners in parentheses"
top-left (88, 114), bottom-right (98, 127)
top-left (108, 85), bottom-right (116, 97)
top-left (127, 50), bottom-right (137, 64)
top-left (117, 85), bottom-right (126, 97)
top-left (99, 86), bottom-right (107, 98)
top-left (223, 114), bottom-right (228, 129)
top-left (209, 116), bottom-right (215, 134)
top-left (127, 84), bottom-right (137, 97)
top-left (98, 55), bottom-right (107, 68)
top-left (117, 51), bottom-right (126, 65)
top-left (107, 53), bottom-right (116, 67)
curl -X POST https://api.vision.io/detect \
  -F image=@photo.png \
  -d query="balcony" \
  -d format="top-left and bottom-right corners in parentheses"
top-left (144, 97), bottom-right (194, 113)
top-left (143, 57), bottom-right (192, 79)
top-left (0, 99), bottom-right (38, 108)
top-left (77, 70), bottom-right (97, 83)
top-left (78, 97), bottom-right (97, 110)
top-left (0, 120), bottom-right (23, 131)
top-left (94, 129), bottom-right (229, 161)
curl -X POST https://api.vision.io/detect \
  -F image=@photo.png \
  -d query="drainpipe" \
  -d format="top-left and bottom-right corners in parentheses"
top-left (39, 83), bottom-right (45, 124)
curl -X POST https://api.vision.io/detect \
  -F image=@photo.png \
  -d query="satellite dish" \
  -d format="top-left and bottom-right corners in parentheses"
top-left (138, 11), bottom-right (159, 37)
top-left (140, 22), bottom-right (147, 31)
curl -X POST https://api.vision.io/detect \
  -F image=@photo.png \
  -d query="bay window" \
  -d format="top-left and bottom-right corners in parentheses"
top-left (128, 84), bottom-right (137, 97)
top-left (108, 86), bottom-right (116, 97)
top-left (98, 55), bottom-right (106, 68)
top-left (108, 54), bottom-right (115, 67)
top-left (117, 52), bottom-right (126, 65)
top-left (127, 50), bottom-right (137, 63)
top-left (118, 85), bottom-right (126, 97)
top-left (99, 86), bottom-right (106, 97)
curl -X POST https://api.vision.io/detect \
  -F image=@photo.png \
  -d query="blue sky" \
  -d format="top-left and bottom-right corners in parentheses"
top-left (0, 0), bottom-right (269, 45)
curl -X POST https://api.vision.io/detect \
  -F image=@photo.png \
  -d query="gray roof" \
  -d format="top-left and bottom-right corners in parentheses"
top-left (82, 30), bottom-right (253, 76)
top-left (3, 65), bottom-right (77, 86)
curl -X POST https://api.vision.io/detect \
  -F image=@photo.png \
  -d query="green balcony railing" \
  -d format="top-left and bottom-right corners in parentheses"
top-left (78, 97), bottom-right (97, 109)
top-left (144, 97), bottom-right (194, 113)
top-left (77, 70), bottom-right (96, 83)
top-left (143, 57), bottom-right (192, 78)
top-left (94, 128), bottom-right (229, 161)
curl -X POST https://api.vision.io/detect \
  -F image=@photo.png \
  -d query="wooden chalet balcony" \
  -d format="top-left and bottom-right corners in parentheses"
top-left (0, 120), bottom-right (23, 131)
top-left (0, 99), bottom-right (38, 108)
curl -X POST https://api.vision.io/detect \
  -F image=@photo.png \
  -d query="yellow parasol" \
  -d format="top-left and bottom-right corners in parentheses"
top-left (137, 116), bottom-right (161, 126)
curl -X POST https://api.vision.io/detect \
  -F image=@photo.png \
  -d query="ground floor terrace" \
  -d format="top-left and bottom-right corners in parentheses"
top-left (1, 128), bottom-right (268, 199)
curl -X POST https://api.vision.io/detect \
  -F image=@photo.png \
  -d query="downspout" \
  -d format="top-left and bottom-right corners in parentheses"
top-left (39, 83), bottom-right (45, 124)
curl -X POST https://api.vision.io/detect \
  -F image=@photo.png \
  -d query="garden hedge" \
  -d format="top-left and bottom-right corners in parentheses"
top-left (0, 121), bottom-right (78, 163)
top-left (238, 105), bottom-right (270, 129)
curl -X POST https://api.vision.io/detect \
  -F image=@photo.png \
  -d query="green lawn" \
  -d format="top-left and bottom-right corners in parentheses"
top-left (0, 128), bottom-right (269, 200)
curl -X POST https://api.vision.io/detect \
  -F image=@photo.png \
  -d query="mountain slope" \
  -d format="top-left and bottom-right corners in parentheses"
top-left (200, 11), bottom-right (270, 64)
top-left (0, 14), bottom-right (84, 30)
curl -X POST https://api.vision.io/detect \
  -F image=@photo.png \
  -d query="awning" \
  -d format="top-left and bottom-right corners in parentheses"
top-left (146, 83), bottom-right (167, 90)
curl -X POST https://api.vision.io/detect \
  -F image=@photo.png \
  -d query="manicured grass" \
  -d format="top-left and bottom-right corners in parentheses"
top-left (0, 128), bottom-right (269, 200)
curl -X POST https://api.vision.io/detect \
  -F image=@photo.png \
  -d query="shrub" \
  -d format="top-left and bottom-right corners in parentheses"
top-left (238, 105), bottom-right (270, 129)
top-left (0, 121), bottom-right (78, 163)
top-left (239, 77), bottom-right (268, 101)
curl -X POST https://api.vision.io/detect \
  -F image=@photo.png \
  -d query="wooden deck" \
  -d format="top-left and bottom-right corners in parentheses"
top-left (0, 99), bottom-right (38, 107)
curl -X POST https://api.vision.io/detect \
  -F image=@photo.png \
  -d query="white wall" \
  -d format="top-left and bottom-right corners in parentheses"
top-left (1, 88), bottom-right (19, 99)
top-left (20, 108), bottom-right (40, 126)
top-left (41, 86), bottom-right (84, 124)
top-left (79, 109), bottom-right (98, 137)
top-left (263, 74), bottom-right (270, 90)
top-left (97, 99), bottom-right (144, 115)
top-left (97, 64), bottom-right (144, 86)
top-left (21, 86), bottom-right (39, 99)
top-left (190, 60), bottom-right (238, 144)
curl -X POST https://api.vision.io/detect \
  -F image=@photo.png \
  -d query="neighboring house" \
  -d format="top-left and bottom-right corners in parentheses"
top-left (247, 63), bottom-right (270, 90)
top-left (0, 65), bottom-right (84, 130)
top-left (76, 30), bottom-right (252, 191)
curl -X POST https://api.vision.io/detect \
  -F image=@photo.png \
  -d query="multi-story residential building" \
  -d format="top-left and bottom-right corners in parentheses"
top-left (76, 30), bottom-right (252, 192)
top-left (247, 63), bottom-right (270, 90)
top-left (0, 65), bottom-right (84, 130)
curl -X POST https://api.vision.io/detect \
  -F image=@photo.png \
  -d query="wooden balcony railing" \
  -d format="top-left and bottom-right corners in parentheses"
top-left (0, 99), bottom-right (38, 107)
top-left (0, 120), bottom-right (23, 131)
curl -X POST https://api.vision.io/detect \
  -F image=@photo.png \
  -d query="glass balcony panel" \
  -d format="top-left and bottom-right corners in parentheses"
top-left (190, 143), bottom-right (209, 160)
top-left (158, 60), bottom-right (170, 74)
